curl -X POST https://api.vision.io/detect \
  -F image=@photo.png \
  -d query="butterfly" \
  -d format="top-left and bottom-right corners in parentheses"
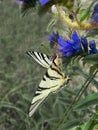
top-left (27, 51), bottom-right (70, 117)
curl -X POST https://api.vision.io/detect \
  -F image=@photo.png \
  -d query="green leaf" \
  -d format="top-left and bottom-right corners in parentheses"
top-left (69, 116), bottom-right (95, 130)
top-left (81, 117), bottom-right (94, 130)
top-left (74, 93), bottom-right (98, 110)
top-left (80, 7), bottom-right (90, 21)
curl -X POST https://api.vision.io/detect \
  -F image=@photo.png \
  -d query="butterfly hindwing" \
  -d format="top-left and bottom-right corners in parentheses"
top-left (29, 85), bottom-right (50, 117)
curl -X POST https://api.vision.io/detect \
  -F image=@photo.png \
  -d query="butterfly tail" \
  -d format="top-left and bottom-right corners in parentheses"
top-left (29, 87), bottom-right (50, 117)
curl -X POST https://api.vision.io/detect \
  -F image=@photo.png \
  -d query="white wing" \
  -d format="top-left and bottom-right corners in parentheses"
top-left (27, 51), bottom-right (52, 68)
top-left (29, 85), bottom-right (50, 117)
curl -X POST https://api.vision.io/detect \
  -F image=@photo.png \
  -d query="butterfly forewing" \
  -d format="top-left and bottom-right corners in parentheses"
top-left (27, 51), bottom-right (52, 68)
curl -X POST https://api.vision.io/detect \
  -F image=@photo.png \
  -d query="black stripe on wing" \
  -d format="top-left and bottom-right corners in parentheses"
top-left (26, 51), bottom-right (51, 68)
top-left (45, 71), bottom-right (60, 80)
top-left (37, 86), bottom-right (50, 91)
top-left (50, 66), bottom-right (63, 77)
top-left (38, 52), bottom-right (50, 65)
top-left (34, 86), bottom-right (50, 97)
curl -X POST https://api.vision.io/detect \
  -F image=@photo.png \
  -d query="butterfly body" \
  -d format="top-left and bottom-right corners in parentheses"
top-left (27, 51), bottom-right (70, 117)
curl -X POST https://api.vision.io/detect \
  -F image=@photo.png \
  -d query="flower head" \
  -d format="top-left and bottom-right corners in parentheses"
top-left (48, 32), bottom-right (59, 44)
top-left (81, 36), bottom-right (88, 52)
top-left (48, 31), bottom-right (98, 57)
top-left (58, 31), bottom-right (82, 57)
top-left (48, 31), bottom-right (60, 48)
top-left (89, 40), bottom-right (98, 54)
top-left (40, 0), bottom-right (51, 5)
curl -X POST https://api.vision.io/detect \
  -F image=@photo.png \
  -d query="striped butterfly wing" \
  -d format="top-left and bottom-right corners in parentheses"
top-left (39, 58), bottom-right (68, 93)
top-left (29, 55), bottom-right (69, 117)
top-left (27, 51), bottom-right (52, 68)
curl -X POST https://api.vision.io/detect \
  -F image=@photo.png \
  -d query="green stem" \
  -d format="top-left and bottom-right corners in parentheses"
top-left (54, 69), bottom-right (98, 130)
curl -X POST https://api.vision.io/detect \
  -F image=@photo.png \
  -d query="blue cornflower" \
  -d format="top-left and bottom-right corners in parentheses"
top-left (92, 3), bottom-right (98, 23)
top-left (89, 40), bottom-right (98, 54)
top-left (48, 32), bottom-right (60, 44)
top-left (40, 0), bottom-right (51, 5)
top-left (48, 31), bottom-right (98, 57)
top-left (58, 31), bottom-right (82, 57)
top-left (81, 36), bottom-right (88, 52)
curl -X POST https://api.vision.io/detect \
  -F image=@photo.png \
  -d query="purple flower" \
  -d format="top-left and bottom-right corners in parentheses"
top-left (94, 3), bottom-right (98, 12)
top-left (58, 31), bottom-right (82, 57)
top-left (92, 3), bottom-right (98, 23)
top-left (48, 32), bottom-right (60, 44)
top-left (81, 36), bottom-right (88, 52)
top-left (89, 40), bottom-right (98, 54)
top-left (48, 31), bottom-right (98, 57)
top-left (40, 0), bottom-right (51, 5)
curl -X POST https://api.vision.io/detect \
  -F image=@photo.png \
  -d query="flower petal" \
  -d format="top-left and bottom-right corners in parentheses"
top-left (40, 0), bottom-right (51, 5)
top-left (81, 36), bottom-right (88, 52)
top-left (72, 31), bottom-right (81, 44)
top-left (48, 32), bottom-right (59, 43)
top-left (89, 40), bottom-right (98, 54)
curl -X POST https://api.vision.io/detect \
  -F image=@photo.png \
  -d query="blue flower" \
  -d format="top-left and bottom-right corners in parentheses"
top-left (94, 3), bottom-right (98, 12)
top-left (40, 0), bottom-right (51, 5)
top-left (81, 36), bottom-right (88, 52)
top-left (48, 32), bottom-right (59, 44)
top-left (92, 3), bottom-right (98, 23)
top-left (58, 31), bottom-right (82, 57)
top-left (48, 31), bottom-right (98, 57)
top-left (89, 40), bottom-right (98, 54)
